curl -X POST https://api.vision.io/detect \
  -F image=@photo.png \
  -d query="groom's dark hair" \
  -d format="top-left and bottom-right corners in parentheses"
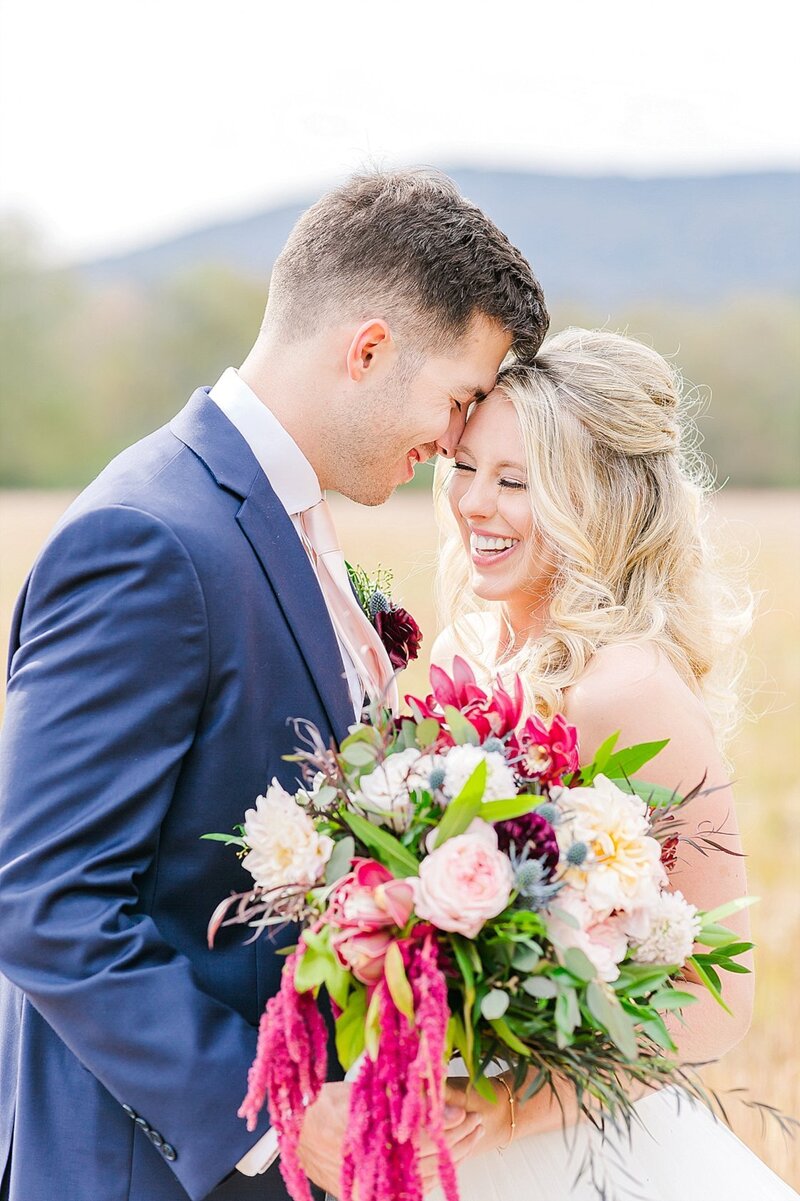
top-left (265, 168), bottom-right (548, 361)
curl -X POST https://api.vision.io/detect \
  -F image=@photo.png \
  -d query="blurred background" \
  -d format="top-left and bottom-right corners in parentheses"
top-left (1, 0), bottom-right (798, 1186)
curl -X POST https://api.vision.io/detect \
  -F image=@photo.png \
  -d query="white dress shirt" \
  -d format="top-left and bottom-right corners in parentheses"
top-left (208, 367), bottom-right (359, 1177)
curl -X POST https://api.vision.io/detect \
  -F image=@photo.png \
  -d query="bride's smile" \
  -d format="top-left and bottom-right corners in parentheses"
top-left (447, 391), bottom-right (555, 627)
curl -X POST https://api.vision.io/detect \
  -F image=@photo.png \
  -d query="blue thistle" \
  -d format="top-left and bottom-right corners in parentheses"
top-left (509, 847), bottom-right (564, 910)
top-left (367, 590), bottom-right (392, 619)
top-left (535, 802), bottom-right (560, 826)
top-left (482, 737), bottom-right (505, 755)
top-left (428, 765), bottom-right (446, 792)
top-left (566, 840), bottom-right (588, 866)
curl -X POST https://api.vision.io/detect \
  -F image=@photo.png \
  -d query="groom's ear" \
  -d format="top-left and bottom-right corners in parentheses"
top-left (345, 320), bottom-right (393, 382)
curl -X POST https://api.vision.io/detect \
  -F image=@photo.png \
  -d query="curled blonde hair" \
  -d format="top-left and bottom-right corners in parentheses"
top-left (434, 327), bottom-right (752, 747)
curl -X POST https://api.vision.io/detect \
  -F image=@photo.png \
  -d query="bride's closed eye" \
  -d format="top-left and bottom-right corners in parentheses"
top-left (452, 462), bottom-right (527, 491)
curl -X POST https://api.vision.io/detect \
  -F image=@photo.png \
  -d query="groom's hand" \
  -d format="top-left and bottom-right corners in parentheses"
top-left (297, 1081), bottom-right (484, 1196)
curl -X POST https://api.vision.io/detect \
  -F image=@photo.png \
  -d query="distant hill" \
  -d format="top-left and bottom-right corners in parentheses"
top-left (81, 168), bottom-right (800, 306)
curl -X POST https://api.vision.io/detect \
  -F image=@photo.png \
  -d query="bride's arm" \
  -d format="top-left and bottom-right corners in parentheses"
top-left (451, 642), bottom-right (754, 1149)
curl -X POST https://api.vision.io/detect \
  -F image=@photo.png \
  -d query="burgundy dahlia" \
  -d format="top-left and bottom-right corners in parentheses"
top-left (374, 605), bottom-right (423, 670)
top-left (496, 810), bottom-right (560, 878)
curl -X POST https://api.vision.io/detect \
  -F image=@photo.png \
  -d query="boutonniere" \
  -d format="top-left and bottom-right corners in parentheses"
top-left (346, 563), bottom-right (423, 670)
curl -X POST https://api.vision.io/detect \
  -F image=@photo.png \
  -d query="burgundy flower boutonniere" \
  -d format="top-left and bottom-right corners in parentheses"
top-left (346, 563), bottom-right (422, 670)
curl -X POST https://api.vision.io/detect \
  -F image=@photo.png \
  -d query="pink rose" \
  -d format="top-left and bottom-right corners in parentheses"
top-left (328, 858), bottom-right (415, 985)
top-left (413, 820), bottom-right (514, 938)
top-left (546, 888), bottom-right (629, 982)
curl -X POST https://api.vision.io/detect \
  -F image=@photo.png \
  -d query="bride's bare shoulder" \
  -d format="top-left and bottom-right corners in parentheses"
top-left (564, 642), bottom-right (715, 766)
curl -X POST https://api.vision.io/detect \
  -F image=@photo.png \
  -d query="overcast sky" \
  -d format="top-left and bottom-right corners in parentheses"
top-left (1, 0), bottom-right (798, 261)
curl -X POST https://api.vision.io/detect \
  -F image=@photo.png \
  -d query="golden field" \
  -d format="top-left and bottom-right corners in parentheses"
top-left (1, 487), bottom-right (799, 1187)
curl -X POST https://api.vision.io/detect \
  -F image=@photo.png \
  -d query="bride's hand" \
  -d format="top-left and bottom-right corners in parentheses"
top-left (443, 1077), bottom-right (516, 1156)
top-left (418, 1087), bottom-right (485, 1193)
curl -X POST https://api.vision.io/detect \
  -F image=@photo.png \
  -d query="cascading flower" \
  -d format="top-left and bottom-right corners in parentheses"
top-left (239, 946), bottom-right (329, 1201)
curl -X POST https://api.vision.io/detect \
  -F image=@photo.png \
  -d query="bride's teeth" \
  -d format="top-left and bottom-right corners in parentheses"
top-left (471, 534), bottom-right (518, 552)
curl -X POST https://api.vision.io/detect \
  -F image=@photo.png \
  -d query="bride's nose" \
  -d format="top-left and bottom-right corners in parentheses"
top-left (457, 472), bottom-right (496, 523)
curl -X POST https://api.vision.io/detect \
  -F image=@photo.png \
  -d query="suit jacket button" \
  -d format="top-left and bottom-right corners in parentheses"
top-left (147, 1129), bottom-right (163, 1148)
top-left (122, 1105), bottom-right (136, 1119)
top-left (162, 1144), bottom-right (177, 1162)
top-left (135, 1117), bottom-right (150, 1131)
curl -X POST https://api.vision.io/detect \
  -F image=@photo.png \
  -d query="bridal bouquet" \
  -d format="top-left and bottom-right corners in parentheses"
top-left (206, 659), bottom-right (753, 1201)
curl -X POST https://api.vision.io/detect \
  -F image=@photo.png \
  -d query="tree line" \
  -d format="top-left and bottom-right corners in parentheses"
top-left (1, 223), bottom-right (798, 489)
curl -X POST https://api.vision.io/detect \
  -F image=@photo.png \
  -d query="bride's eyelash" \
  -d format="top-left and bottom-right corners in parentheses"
top-left (500, 478), bottom-right (527, 490)
top-left (452, 462), bottom-right (475, 473)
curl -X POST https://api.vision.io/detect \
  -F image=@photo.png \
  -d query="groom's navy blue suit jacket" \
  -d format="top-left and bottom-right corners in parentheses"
top-left (0, 390), bottom-right (355, 1201)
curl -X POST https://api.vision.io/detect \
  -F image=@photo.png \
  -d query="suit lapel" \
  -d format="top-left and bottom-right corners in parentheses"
top-left (170, 389), bottom-right (355, 743)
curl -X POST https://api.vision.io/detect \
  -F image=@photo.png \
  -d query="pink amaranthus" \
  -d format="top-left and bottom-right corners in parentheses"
top-left (238, 946), bottom-right (329, 1201)
top-left (341, 929), bottom-right (458, 1201)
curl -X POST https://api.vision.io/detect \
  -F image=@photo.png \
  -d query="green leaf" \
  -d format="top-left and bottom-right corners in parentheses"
top-left (365, 983), bottom-right (382, 1060)
top-left (200, 832), bottom-right (249, 849)
top-left (687, 955), bottom-right (732, 1014)
top-left (694, 921), bottom-right (742, 948)
top-left (443, 706), bottom-right (481, 746)
top-left (649, 988), bottom-right (700, 1011)
top-left (451, 935), bottom-right (476, 1069)
top-left (603, 740), bottom-right (670, 779)
top-left (324, 835), bottom-right (355, 885)
top-left (341, 742), bottom-right (379, 767)
top-left (335, 989), bottom-right (367, 1070)
top-left (480, 989), bottom-right (510, 1020)
top-left (581, 731), bottom-right (620, 781)
top-left (563, 947), bottom-right (597, 983)
top-left (384, 942), bottom-right (415, 1022)
top-left (611, 779), bottom-right (680, 808)
top-left (699, 896), bottom-right (759, 927)
top-left (488, 1017), bottom-right (529, 1056)
top-left (586, 981), bottom-right (638, 1060)
top-left (641, 1014), bottom-right (677, 1051)
top-left (554, 987), bottom-right (581, 1042)
top-left (479, 796), bottom-right (540, 823)
top-left (415, 718), bottom-right (442, 750)
top-left (511, 944), bottom-right (542, 972)
top-left (294, 947), bottom-right (328, 993)
top-left (522, 976), bottom-right (558, 999)
top-left (434, 760), bottom-right (487, 847)
top-left (521, 1068), bottom-right (547, 1102)
top-left (341, 810), bottom-right (420, 877)
top-left (613, 962), bottom-right (677, 995)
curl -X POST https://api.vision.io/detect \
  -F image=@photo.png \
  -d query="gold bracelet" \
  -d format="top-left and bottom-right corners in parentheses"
top-left (496, 1076), bottom-right (516, 1151)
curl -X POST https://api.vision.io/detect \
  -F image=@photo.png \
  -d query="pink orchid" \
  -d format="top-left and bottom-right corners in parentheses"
top-left (507, 712), bottom-right (579, 786)
top-left (406, 655), bottom-right (524, 745)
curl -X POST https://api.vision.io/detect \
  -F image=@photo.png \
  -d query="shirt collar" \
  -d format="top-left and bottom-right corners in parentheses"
top-left (208, 367), bottom-right (321, 516)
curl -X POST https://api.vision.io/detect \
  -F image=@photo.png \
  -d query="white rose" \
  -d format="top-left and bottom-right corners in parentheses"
top-left (354, 748), bottom-right (433, 832)
top-left (555, 774), bottom-right (666, 916)
top-left (443, 745), bottom-right (516, 803)
top-left (242, 779), bottom-right (334, 889)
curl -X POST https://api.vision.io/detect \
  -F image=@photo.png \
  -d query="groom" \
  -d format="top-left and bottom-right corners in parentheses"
top-left (0, 168), bottom-right (548, 1201)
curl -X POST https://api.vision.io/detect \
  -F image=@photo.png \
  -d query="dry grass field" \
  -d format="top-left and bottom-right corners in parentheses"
top-left (1, 487), bottom-right (799, 1187)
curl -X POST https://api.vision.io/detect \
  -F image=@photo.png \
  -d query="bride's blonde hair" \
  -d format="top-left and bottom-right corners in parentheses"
top-left (434, 327), bottom-right (752, 748)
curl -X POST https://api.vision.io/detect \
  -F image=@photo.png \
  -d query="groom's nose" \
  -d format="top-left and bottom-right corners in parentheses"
top-left (435, 407), bottom-right (467, 458)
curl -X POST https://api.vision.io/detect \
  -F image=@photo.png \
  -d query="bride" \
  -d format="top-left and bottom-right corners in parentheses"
top-left (427, 328), bottom-right (797, 1199)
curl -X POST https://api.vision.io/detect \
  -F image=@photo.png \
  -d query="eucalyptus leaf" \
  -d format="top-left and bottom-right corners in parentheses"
top-left (511, 944), bottom-right (542, 972)
top-left (522, 976), bottom-right (558, 999)
top-left (443, 706), bottom-right (481, 746)
top-left (480, 989), bottom-right (510, 1020)
top-left (415, 718), bottom-right (442, 750)
top-left (200, 832), bottom-right (249, 849)
top-left (649, 988), bottom-right (700, 1012)
top-left (586, 981), bottom-right (638, 1060)
top-left (342, 742), bottom-right (379, 767)
top-left (324, 835), bottom-right (355, 885)
top-left (563, 947), bottom-right (597, 982)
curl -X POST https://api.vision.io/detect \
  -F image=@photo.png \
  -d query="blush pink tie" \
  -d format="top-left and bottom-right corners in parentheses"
top-left (299, 498), bottom-right (399, 715)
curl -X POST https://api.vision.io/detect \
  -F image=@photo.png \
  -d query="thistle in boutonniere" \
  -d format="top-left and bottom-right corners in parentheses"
top-left (346, 563), bottom-right (422, 670)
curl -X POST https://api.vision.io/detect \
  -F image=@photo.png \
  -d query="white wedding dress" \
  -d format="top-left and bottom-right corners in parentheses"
top-left (425, 629), bottom-right (798, 1199)
top-left (431, 1086), bottom-right (798, 1201)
